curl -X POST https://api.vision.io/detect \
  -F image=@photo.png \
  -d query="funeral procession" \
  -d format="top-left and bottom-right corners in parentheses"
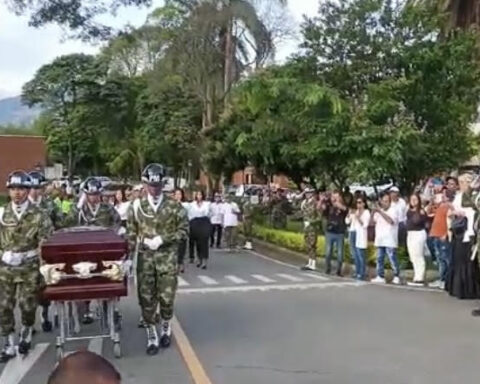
top-left (6, 0), bottom-right (480, 383)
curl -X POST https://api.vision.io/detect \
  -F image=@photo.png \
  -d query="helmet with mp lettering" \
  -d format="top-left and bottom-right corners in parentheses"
top-left (141, 163), bottom-right (166, 187)
top-left (28, 171), bottom-right (46, 189)
top-left (6, 170), bottom-right (32, 189)
top-left (82, 177), bottom-right (103, 195)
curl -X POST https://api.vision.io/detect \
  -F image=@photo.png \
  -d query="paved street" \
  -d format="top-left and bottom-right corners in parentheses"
top-left (1, 249), bottom-right (480, 383)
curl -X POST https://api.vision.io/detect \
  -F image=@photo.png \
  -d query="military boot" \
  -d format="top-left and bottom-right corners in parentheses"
top-left (0, 334), bottom-right (16, 363)
top-left (138, 316), bottom-right (147, 328)
top-left (146, 325), bottom-right (160, 356)
top-left (41, 304), bottom-right (53, 333)
top-left (160, 320), bottom-right (172, 348)
top-left (18, 326), bottom-right (33, 355)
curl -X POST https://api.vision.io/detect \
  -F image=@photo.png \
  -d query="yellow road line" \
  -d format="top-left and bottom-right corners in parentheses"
top-left (172, 316), bottom-right (213, 384)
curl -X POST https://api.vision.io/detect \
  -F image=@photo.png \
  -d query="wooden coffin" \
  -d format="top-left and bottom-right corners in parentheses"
top-left (41, 227), bottom-right (128, 301)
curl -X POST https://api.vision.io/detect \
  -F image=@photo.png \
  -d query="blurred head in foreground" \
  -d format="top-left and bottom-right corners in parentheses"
top-left (47, 351), bottom-right (121, 384)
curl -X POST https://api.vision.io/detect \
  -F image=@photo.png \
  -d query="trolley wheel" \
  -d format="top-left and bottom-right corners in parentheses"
top-left (113, 343), bottom-right (121, 359)
top-left (56, 347), bottom-right (64, 361)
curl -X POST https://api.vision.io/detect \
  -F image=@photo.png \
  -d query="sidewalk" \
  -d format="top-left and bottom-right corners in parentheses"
top-left (251, 238), bottom-right (441, 284)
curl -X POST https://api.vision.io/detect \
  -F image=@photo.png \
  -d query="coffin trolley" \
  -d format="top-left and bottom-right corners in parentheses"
top-left (41, 227), bottom-right (129, 360)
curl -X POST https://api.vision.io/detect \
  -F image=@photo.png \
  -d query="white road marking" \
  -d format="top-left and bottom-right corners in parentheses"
top-left (178, 281), bottom-right (365, 294)
top-left (225, 275), bottom-right (248, 284)
top-left (0, 343), bottom-right (49, 384)
top-left (198, 275), bottom-right (219, 285)
top-left (178, 276), bottom-right (190, 287)
top-left (251, 274), bottom-right (276, 283)
top-left (87, 337), bottom-right (103, 356)
top-left (304, 273), bottom-right (329, 281)
top-left (249, 250), bottom-right (445, 295)
top-left (276, 273), bottom-right (304, 282)
top-left (247, 250), bottom-right (301, 270)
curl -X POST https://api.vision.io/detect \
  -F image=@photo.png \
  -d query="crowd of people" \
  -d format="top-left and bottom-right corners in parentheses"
top-left (298, 173), bottom-right (480, 316)
top-left (0, 165), bottom-right (260, 363)
top-left (3, 163), bottom-right (480, 370)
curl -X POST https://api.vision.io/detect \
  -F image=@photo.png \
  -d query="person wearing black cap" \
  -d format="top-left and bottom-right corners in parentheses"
top-left (28, 171), bottom-right (64, 333)
top-left (0, 171), bottom-right (53, 362)
top-left (126, 163), bottom-right (189, 355)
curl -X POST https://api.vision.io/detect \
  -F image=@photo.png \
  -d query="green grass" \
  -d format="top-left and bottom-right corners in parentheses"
top-left (252, 224), bottom-right (411, 269)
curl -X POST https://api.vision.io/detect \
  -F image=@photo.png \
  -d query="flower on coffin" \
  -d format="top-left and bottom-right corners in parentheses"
top-left (72, 262), bottom-right (98, 279)
top-left (40, 264), bottom-right (66, 285)
top-left (102, 261), bottom-right (125, 281)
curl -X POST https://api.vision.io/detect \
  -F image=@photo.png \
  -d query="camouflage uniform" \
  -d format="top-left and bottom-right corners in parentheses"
top-left (270, 196), bottom-right (290, 229)
top-left (31, 196), bottom-right (64, 230)
top-left (126, 196), bottom-right (188, 325)
top-left (65, 202), bottom-right (121, 230)
top-left (301, 197), bottom-right (320, 260)
top-left (0, 202), bottom-right (53, 336)
top-left (242, 199), bottom-right (255, 243)
top-left (30, 195), bottom-right (64, 331)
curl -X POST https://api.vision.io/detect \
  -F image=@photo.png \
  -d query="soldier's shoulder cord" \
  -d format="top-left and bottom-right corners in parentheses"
top-left (133, 199), bottom-right (154, 221)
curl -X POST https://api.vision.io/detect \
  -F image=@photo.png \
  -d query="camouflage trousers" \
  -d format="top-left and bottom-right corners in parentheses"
top-left (224, 226), bottom-right (238, 249)
top-left (0, 260), bottom-right (41, 336)
top-left (304, 227), bottom-right (318, 260)
top-left (243, 219), bottom-right (253, 242)
top-left (137, 250), bottom-right (178, 325)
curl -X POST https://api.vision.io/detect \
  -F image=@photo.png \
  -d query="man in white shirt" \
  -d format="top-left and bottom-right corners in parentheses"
top-left (371, 193), bottom-right (401, 284)
top-left (209, 193), bottom-right (224, 248)
top-left (222, 196), bottom-right (240, 251)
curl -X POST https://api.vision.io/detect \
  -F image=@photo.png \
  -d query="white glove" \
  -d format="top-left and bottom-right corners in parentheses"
top-left (77, 193), bottom-right (87, 209)
top-left (304, 221), bottom-right (311, 228)
top-left (117, 227), bottom-right (126, 236)
top-left (143, 236), bottom-right (163, 251)
top-left (2, 251), bottom-right (22, 267)
top-left (151, 236), bottom-right (163, 250)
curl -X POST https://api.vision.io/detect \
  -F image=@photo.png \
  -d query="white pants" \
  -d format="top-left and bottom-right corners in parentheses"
top-left (407, 230), bottom-right (427, 282)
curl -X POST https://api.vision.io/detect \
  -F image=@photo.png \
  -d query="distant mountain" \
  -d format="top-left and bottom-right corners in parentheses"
top-left (0, 96), bottom-right (42, 126)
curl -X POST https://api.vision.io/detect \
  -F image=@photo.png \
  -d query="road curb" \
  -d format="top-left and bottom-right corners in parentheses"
top-left (250, 237), bottom-right (441, 284)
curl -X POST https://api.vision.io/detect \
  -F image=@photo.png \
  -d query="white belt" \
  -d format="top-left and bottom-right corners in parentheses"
top-left (2, 250), bottom-right (38, 267)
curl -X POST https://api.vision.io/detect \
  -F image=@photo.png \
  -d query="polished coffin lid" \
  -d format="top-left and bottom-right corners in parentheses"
top-left (41, 227), bottom-right (128, 300)
top-left (42, 227), bottom-right (127, 264)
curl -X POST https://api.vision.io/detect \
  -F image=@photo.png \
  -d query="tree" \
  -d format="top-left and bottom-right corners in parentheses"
top-left (4, 0), bottom-right (152, 39)
top-left (213, 64), bottom-right (343, 188)
top-left (22, 54), bottom-right (107, 176)
top-left (298, 0), bottom-right (480, 189)
top-left (211, 0), bottom-right (480, 191)
top-left (412, 0), bottom-right (480, 29)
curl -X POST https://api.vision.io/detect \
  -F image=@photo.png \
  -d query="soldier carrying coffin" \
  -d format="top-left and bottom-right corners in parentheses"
top-left (126, 164), bottom-right (189, 355)
top-left (0, 171), bottom-right (53, 362)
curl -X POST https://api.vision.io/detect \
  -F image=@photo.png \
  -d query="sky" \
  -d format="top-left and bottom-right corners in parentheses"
top-left (0, 0), bottom-right (318, 99)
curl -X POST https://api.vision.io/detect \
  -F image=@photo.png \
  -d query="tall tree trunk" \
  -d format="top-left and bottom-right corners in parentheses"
top-left (224, 18), bottom-right (235, 103)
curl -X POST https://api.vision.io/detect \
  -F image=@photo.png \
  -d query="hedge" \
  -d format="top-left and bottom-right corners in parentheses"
top-left (252, 225), bottom-right (411, 269)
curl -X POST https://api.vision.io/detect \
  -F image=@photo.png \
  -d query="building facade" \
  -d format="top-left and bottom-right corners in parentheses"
top-left (0, 135), bottom-right (46, 194)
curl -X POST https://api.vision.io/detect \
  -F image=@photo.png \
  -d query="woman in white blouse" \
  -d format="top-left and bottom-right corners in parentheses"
top-left (114, 189), bottom-right (131, 228)
top-left (187, 191), bottom-right (211, 269)
top-left (347, 195), bottom-right (370, 280)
